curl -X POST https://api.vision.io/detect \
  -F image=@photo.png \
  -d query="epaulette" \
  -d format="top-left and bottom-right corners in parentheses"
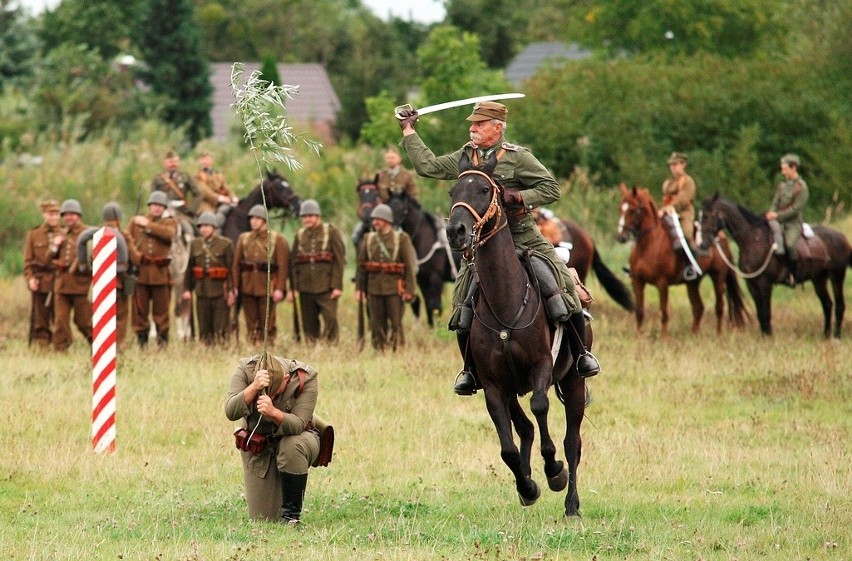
top-left (288, 359), bottom-right (318, 378)
top-left (501, 142), bottom-right (522, 152)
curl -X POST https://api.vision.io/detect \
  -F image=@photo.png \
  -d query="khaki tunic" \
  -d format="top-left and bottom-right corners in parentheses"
top-left (53, 221), bottom-right (92, 350)
top-left (377, 167), bottom-right (419, 202)
top-left (151, 170), bottom-right (202, 216)
top-left (195, 168), bottom-right (236, 215)
top-left (290, 223), bottom-right (346, 294)
top-left (770, 177), bottom-right (809, 260)
top-left (128, 215), bottom-right (178, 286)
top-left (662, 173), bottom-right (697, 243)
top-left (402, 133), bottom-right (581, 323)
top-left (234, 228), bottom-right (289, 296)
top-left (185, 235), bottom-right (234, 341)
top-left (224, 356), bottom-right (320, 521)
top-left (24, 222), bottom-right (62, 345)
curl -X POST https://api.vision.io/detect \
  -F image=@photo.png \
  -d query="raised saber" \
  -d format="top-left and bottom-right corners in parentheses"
top-left (395, 93), bottom-right (525, 119)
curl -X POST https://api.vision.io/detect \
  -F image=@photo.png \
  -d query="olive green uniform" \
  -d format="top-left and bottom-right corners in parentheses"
top-left (24, 222), bottom-right (61, 346)
top-left (184, 234), bottom-right (234, 343)
top-left (769, 176), bottom-right (809, 261)
top-left (128, 214), bottom-right (178, 341)
top-left (233, 227), bottom-right (289, 344)
top-left (151, 170), bottom-right (202, 225)
top-left (290, 223), bottom-right (346, 343)
top-left (377, 166), bottom-right (419, 203)
top-left (195, 168), bottom-right (236, 216)
top-left (402, 133), bottom-right (581, 327)
top-left (356, 229), bottom-right (417, 351)
top-left (225, 356), bottom-right (320, 521)
top-left (53, 221), bottom-right (93, 350)
top-left (662, 173), bottom-right (697, 244)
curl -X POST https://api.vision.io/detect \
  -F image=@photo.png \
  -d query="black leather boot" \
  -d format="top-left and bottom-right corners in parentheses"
top-left (784, 258), bottom-right (797, 287)
top-left (569, 312), bottom-right (600, 378)
top-left (454, 332), bottom-right (480, 396)
top-left (280, 472), bottom-right (308, 524)
top-left (137, 331), bottom-right (148, 349)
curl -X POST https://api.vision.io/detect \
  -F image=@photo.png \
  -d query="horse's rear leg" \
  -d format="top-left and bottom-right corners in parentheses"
top-left (686, 280), bottom-right (707, 334)
top-left (632, 278), bottom-right (646, 332)
top-left (812, 274), bottom-right (833, 338)
top-left (831, 273), bottom-right (846, 338)
top-left (528, 374), bottom-right (566, 492)
top-left (560, 377), bottom-right (586, 517)
top-left (484, 389), bottom-right (540, 506)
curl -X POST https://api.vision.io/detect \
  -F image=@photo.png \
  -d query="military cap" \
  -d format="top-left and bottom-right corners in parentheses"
top-left (780, 153), bottom-right (801, 167)
top-left (248, 204), bottom-right (268, 221)
top-left (196, 212), bottom-right (218, 227)
top-left (299, 199), bottom-right (322, 217)
top-left (40, 199), bottom-right (60, 213)
top-left (102, 202), bottom-right (122, 222)
top-left (370, 203), bottom-right (394, 223)
top-left (60, 198), bottom-right (83, 216)
top-left (147, 191), bottom-right (169, 207)
top-left (466, 101), bottom-right (508, 122)
top-left (164, 149), bottom-right (178, 159)
top-left (667, 152), bottom-right (688, 164)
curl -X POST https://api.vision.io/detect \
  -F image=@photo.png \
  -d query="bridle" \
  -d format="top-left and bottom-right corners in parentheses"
top-left (356, 182), bottom-right (378, 220)
top-left (620, 197), bottom-right (657, 239)
top-left (450, 170), bottom-right (508, 260)
top-left (266, 177), bottom-right (299, 215)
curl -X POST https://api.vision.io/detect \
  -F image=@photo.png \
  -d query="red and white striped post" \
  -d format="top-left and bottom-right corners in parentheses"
top-left (91, 227), bottom-right (117, 454)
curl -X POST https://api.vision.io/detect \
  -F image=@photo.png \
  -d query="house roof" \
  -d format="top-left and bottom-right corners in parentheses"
top-left (209, 62), bottom-right (341, 141)
top-left (505, 42), bottom-right (592, 86)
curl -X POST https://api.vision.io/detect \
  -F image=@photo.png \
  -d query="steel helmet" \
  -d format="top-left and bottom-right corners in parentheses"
top-left (147, 191), bottom-right (169, 207)
top-left (196, 212), bottom-right (218, 227)
top-left (370, 203), bottom-right (394, 224)
top-left (102, 202), bottom-right (122, 222)
top-left (299, 199), bottom-right (322, 217)
top-left (248, 204), bottom-right (268, 221)
top-left (60, 198), bottom-right (83, 216)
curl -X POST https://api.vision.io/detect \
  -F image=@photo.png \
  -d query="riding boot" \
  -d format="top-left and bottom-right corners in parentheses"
top-left (784, 257), bottom-right (797, 287)
top-left (568, 312), bottom-right (600, 378)
top-left (454, 332), bottom-right (480, 396)
top-left (137, 331), bottom-right (148, 349)
top-left (279, 472), bottom-right (308, 524)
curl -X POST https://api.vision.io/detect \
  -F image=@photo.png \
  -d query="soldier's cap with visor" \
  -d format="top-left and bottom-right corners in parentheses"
top-left (60, 198), bottom-right (83, 216)
top-left (300, 199), bottom-right (322, 217)
top-left (370, 204), bottom-right (394, 224)
top-left (667, 152), bottom-right (688, 164)
top-left (40, 199), bottom-right (60, 213)
top-left (248, 204), bottom-right (268, 221)
top-left (780, 153), bottom-right (801, 167)
top-left (466, 101), bottom-right (508, 122)
top-left (102, 202), bottom-right (122, 222)
top-left (196, 212), bottom-right (219, 227)
top-left (147, 191), bottom-right (169, 207)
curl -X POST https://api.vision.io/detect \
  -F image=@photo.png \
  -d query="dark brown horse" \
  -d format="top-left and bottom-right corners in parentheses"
top-left (445, 155), bottom-right (587, 517)
top-left (699, 194), bottom-right (851, 337)
top-left (616, 184), bottom-right (748, 339)
top-left (352, 177), bottom-right (380, 248)
top-left (222, 171), bottom-right (301, 245)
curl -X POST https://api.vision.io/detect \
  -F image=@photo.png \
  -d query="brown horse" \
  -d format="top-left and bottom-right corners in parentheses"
top-left (699, 194), bottom-right (851, 337)
top-left (445, 155), bottom-right (587, 517)
top-left (616, 184), bottom-right (748, 339)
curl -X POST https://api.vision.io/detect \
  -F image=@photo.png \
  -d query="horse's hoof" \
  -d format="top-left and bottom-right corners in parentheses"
top-left (547, 467), bottom-right (568, 492)
top-left (518, 481), bottom-right (540, 507)
top-left (564, 509), bottom-right (582, 518)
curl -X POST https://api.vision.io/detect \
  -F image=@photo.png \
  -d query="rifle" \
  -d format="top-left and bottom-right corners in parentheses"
top-left (28, 295), bottom-right (36, 347)
top-left (357, 294), bottom-right (365, 352)
top-left (290, 269), bottom-right (301, 343)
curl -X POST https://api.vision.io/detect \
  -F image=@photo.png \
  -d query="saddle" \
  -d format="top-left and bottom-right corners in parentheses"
top-left (795, 235), bottom-right (829, 263)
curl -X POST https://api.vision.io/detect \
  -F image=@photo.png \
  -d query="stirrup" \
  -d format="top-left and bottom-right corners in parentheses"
top-left (576, 352), bottom-right (600, 378)
top-left (453, 369), bottom-right (478, 396)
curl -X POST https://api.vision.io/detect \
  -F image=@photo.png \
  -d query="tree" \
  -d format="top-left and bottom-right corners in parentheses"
top-left (39, 0), bottom-right (138, 61)
top-left (259, 52), bottom-right (281, 86)
top-left (445, 0), bottom-right (539, 68)
top-left (138, 0), bottom-right (212, 144)
top-left (0, 0), bottom-right (40, 89)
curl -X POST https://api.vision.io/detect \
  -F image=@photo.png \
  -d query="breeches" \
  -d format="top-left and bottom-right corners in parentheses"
top-left (30, 292), bottom-right (52, 346)
top-left (242, 294), bottom-right (277, 343)
top-left (367, 294), bottom-right (404, 351)
top-left (53, 292), bottom-right (92, 350)
top-left (299, 291), bottom-right (339, 343)
top-left (133, 284), bottom-right (170, 336)
top-left (196, 295), bottom-right (229, 341)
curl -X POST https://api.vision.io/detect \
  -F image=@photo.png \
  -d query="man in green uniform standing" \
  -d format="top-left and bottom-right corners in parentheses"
top-left (355, 204), bottom-right (417, 352)
top-left (182, 212), bottom-right (235, 344)
top-left (289, 200), bottom-right (346, 344)
top-left (765, 153), bottom-right (809, 286)
top-left (398, 102), bottom-right (600, 394)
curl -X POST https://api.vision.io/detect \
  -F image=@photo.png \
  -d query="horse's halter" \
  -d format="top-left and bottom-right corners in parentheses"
top-left (266, 177), bottom-right (299, 215)
top-left (450, 170), bottom-right (508, 259)
top-left (356, 182), bottom-right (378, 219)
top-left (618, 197), bottom-right (655, 239)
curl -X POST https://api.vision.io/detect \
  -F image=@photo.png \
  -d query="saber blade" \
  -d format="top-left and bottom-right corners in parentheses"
top-left (395, 93), bottom-right (525, 119)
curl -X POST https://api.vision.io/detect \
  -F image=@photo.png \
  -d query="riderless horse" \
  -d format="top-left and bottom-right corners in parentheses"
top-left (699, 194), bottom-right (851, 337)
top-left (445, 155), bottom-right (588, 517)
top-left (616, 184), bottom-right (748, 339)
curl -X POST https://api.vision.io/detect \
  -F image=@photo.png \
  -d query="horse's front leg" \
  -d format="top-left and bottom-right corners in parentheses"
top-left (631, 277), bottom-right (646, 332)
top-left (747, 279), bottom-right (773, 335)
top-left (685, 280), bottom-right (706, 334)
top-left (527, 362), bottom-right (566, 493)
top-left (483, 387), bottom-right (540, 506)
top-left (657, 283), bottom-right (670, 341)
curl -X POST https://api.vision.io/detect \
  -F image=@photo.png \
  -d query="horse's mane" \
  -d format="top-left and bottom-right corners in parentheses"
top-left (634, 187), bottom-right (659, 216)
top-left (734, 202), bottom-right (768, 228)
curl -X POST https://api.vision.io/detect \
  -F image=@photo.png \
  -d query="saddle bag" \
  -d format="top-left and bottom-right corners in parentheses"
top-left (311, 414), bottom-right (335, 467)
top-left (568, 267), bottom-right (594, 309)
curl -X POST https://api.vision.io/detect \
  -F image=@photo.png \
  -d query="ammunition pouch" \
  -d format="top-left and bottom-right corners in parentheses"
top-left (296, 252), bottom-right (334, 264)
top-left (51, 259), bottom-right (69, 271)
top-left (30, 261), bottom-right (54, 274)
top-left (240, 261), bottom-right (279, 273)
top-left (233, 428), bottom-right (267, 455)
top-left (192, 266), bottom-right (229, 280)
top-left (363, 261), bottom-right (405, 274)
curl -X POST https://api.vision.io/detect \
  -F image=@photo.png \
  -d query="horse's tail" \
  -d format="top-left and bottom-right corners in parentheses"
top-left (591, 248), bottom-right (635, 311)
top-left (724, 265), bottom-right (750, 328)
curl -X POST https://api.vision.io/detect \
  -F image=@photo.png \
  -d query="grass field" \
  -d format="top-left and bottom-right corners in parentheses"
top-left (0, 260), bottom-right (850, 560)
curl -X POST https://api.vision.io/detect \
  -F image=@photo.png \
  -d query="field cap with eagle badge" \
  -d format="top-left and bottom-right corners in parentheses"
top-left (466, 101), bottom-right (508, 122)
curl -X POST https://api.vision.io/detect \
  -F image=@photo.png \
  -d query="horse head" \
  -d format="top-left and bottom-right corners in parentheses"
top-left (616, 183), bottom-right (657, 243)
top-left (698, 193), bottom-right (726, 251)
top-left (386, 191), bottom-right (413, 229)
top-left (262, 171), bottom-right (301, 217)
top-left (355, 176), bottom-right (380, 220)
top-left (446, 153), bottom-right (504, 256)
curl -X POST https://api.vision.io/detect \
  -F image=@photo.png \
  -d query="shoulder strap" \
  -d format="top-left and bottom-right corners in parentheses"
top-left (365, 232), bottom-right (376, 261)
top-left (322, 223), bottom-right (330, 251)
top-left (159, 174), bottom-right (185, 201)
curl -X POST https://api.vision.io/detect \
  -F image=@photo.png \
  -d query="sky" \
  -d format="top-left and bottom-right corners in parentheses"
top-left (17, 0), bottom-right (446, 24)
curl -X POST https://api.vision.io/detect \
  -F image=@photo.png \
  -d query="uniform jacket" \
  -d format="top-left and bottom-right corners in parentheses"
top-left (195, 168), bottom-right (236, 215)
top-left (128, 214), bottom-right (178, 286)
top-left (224, 356), bottom-right (318, 478)
top-left (770, 177), bottom-right (809, 226)
top-left (234, 227), bottom-right (289, 296)
top-left (290, 223), bottom-right (346, 294)
top-left (151, 171), bottom-right (202, 215)
top-left (24, 222), bottom-right (62, 294)
top-left (54, 221), bottom-right (91, 295)
top-left (377, 167), bottom-right (419, 202)
top-left (662, 173), bottom-right (696, 215)
top-left (356, 229), bottom-right (417, 296)
top-left (184, 234), bottom-right (234, 298)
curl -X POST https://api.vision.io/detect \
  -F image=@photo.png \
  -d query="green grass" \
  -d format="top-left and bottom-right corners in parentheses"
top-left (1, 236), bottom-right (851, 559)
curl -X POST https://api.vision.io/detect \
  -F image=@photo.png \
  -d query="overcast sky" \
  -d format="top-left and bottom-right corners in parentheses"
top-left (16, 0), bottom-right (446, 24)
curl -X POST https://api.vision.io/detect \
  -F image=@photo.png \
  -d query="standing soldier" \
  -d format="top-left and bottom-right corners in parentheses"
top-left (232, 205), bottom-right (289, 345)
top-left (765, 153), bottom-right (809, 286)
top-left (355, 204), bottom-right (417, 352)
top-left (376, 146), bottom-right (419, 203)
top-left (195, 151), bottom-right (239, 225)
top-left (288, 200), bottom-right (346, 344)
top-left (24, 199), bottom-right (62, 347)
top-left (52, 199), bottom-right (93, 351)
top-left (76, 203), bottom-right (132, 348)
top-left (182, 212), bottom-right (235, 344)
top-left (150, 149), bottom-right (202, 228)
top-left (128, 191), bottom-right (178, 347)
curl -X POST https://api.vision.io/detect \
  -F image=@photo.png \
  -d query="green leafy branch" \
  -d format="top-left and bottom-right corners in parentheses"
top-left (230, 62), bottom-right (321, 171)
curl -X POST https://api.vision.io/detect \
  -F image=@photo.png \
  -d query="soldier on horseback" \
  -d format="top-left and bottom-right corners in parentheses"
top-left (659, 152), bottom-right (702, 280)
top-left (765, 153), bottom-right (808, 287)
top-left (398, 101), bottom-right (600, 395)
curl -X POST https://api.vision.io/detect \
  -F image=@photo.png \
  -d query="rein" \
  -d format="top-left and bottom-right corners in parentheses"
top-left (450, 170), bottom-right (508, 259)
top-left (713, 237), bottom-right (778, 279)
